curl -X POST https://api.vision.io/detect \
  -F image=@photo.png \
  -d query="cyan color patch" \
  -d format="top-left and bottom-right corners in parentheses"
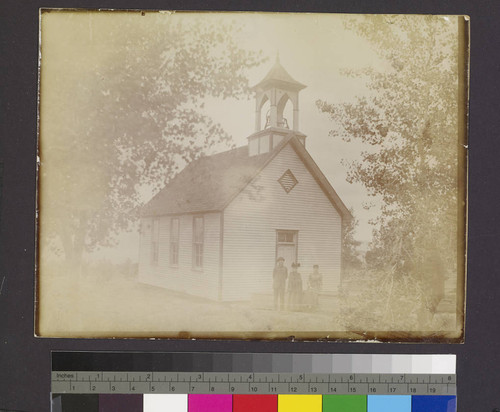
top-left (367, 395), bottom-right (411, 412)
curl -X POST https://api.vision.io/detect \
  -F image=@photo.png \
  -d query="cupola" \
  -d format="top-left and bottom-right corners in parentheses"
top-left (248, 55), bottom-right (307, 156)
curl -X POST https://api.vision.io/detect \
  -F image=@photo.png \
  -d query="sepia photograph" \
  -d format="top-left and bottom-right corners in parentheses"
top-left (37, 10), bottom-right (468, 340)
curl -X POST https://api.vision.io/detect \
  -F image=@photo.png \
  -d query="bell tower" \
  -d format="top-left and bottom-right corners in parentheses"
top-left (248, 55), bottom-right (307, 156)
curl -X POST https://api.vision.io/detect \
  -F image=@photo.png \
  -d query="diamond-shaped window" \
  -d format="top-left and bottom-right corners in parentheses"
top-left (278, 169), bottom-right (298, 193)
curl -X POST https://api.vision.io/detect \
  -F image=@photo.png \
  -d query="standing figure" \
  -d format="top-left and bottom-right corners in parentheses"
top-left (288, 262), bottom-right (303, 311)
top-left (273, 257), bottom-right (288, 310)
top-left (308, 264), bottom-right (323, 309)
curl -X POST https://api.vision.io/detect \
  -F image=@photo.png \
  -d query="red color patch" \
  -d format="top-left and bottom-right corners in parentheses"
top-left (233, 394), bottom-right (278, 412)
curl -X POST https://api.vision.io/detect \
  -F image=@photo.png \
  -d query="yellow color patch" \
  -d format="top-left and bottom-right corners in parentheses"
top-left (278, 394), bottom-right (322, 411)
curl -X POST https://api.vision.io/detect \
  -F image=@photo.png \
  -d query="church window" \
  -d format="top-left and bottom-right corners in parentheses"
top-left (278, 169), bottom-right (298, 193)
top-left (170, 218), bottom-right (179, 266)
top-left (151, 217), bottom-right (160, 265)
top-left (193, 216), bottom-right (204, 269)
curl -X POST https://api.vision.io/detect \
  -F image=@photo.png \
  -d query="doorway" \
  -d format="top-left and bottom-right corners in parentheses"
top-left (276, 230), bottom-right (298, 271)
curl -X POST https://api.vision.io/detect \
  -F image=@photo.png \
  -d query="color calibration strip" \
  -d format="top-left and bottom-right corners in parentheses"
top-left (51, 394), bottom-right (457, 412)
top-left (51, 353), bottom-right (456, 411)
top-left (52, 352), bottom-right (456, 374)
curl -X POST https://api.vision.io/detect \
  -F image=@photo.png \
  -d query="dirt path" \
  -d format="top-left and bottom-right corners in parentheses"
top-left (38, 273), bottom-right (344, 338)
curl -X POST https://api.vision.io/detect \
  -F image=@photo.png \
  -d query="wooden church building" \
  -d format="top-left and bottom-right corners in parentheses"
top-left (138, 58), bottom-right (352, 301)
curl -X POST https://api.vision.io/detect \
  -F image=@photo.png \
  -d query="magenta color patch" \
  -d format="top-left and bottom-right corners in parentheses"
top-left (188, 394), bottom-right (232, 412)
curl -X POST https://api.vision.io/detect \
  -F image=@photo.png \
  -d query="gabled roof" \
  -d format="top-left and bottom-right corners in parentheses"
top-left (251, 58), bottom-right (306, 92)
top-left (287, 137), bottom-right (352, 221)
top-left (142, 136), bottom-right (352, 221)
top-left (141, 145), bottom-right (275, 216)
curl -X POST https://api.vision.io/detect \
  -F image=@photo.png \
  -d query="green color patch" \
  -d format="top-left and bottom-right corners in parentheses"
top-left (322, 395), bottom-right (367, 412)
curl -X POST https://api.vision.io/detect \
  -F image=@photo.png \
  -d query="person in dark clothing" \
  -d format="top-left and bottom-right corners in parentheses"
top-left (288, 262), bottom-right (303, 311)
top-left (273, 257), bottom-right (288, 310)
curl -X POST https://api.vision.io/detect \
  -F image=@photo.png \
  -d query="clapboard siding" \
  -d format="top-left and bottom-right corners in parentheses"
top-left (222, 143), bottom-right (342, 301)
top-left (138, 212), bottom-right (221, 300)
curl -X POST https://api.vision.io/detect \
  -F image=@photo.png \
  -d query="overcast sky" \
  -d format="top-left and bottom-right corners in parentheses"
top-left (201, 12), bottom-right (389, 244)
top-left (41, 11), bottom-right (458, 262)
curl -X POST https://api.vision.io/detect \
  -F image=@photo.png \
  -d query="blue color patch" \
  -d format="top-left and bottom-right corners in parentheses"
top-left (367, 395), bottom-right (411, 412)
top-left (412, 396), bottom-right (457, 412)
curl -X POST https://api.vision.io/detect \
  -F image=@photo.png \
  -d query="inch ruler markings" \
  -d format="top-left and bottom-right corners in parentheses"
top-left (51, 352), bottom-right (456, 397)
top-left (51, 372), bottom-right (456, 396)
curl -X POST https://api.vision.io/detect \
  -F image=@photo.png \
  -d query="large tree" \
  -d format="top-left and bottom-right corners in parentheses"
top-left (318, 15), bottom-right (462, 325)
top-left (39, 12), bottom-right (265, 266)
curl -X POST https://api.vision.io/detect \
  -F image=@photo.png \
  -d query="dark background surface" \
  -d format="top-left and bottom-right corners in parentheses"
top-left (0, 1), bottom-right (498, 411)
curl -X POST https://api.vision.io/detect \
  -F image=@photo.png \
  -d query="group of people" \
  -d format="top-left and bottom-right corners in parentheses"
top-left (272, 257), bottom-right (323, 311)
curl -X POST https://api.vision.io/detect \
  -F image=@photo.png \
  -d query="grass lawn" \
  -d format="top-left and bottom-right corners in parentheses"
top-left (37, 270), bottom-right (343, 338)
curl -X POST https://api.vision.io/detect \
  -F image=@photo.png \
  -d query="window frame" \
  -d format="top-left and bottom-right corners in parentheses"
top-left (278, 169), bottom-right (298, 193)
top-left (192, 215), bottom-right (204, 270)
top-left (275, 229), bottom-right (299, 263)
top-left (151, 217), bottom-right (160, 265)
top-left (170, 217), bottom-right (180, 267)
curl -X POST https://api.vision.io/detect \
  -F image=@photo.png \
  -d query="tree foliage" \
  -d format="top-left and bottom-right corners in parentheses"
top-left (317, 16), bottom-right (460, 318)
top-left (40, 12), bottom-right (265, 263)
top-left (342, 209), bottom-right (363, 274)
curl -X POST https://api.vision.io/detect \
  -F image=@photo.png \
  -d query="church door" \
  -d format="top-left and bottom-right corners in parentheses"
top-left (276, 230), bottom-right (298, 271)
